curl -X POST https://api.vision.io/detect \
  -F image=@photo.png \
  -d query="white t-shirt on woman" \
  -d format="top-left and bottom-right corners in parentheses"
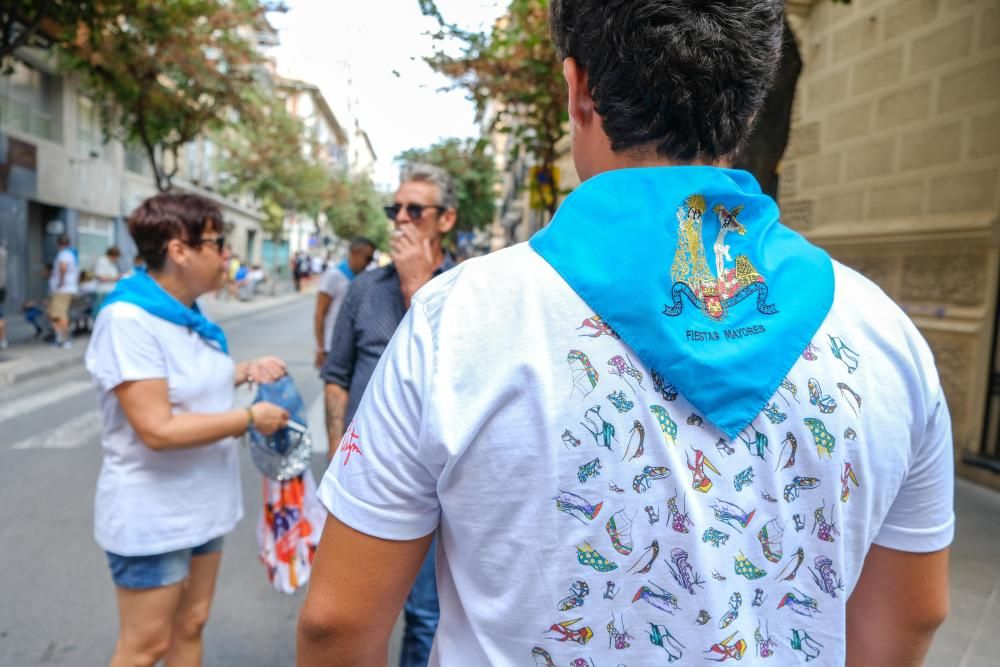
top-left (85, 301), bottom-right (243, 556)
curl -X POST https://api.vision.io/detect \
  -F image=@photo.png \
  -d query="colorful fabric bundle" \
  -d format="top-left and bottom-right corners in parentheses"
top-left (257, 469), bottom-right (327, 594)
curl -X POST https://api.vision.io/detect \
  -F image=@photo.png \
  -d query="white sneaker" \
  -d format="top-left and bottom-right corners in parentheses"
top-left (0, 339), bottom-right (7, 350)
top-left (60, 340), bottom-right (73, 350)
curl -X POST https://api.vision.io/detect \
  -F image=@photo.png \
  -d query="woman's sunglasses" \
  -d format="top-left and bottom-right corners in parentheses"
top-left (188, 235), bottom-right (226, 253)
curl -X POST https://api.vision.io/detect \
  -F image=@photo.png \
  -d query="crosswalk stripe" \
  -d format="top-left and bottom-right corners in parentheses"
top-left (0, 380), bottom-right (93, 423)
top-left (10, 411), bottom-right (103, 450)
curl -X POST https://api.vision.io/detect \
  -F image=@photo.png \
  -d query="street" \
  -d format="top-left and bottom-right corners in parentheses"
top-left (0, 297), bottom-right (403, 666)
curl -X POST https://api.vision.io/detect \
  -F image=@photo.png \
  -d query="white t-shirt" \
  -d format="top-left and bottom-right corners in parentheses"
top-left (318, 243), bottom-right (954, 667)
top-left (50, 247), bottom-right (80, 295)
top-left (318, 267), bottom-right (351, 351)
top-left (85, 302), bottom-right (243, 556)
top-left (93, 255), bottom-right (120, 295)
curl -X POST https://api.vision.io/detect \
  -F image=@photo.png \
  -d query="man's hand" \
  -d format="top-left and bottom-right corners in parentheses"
top-left (314, 350), bottom-right (327, 369)
top-left (391, 226), bottom-right (435, 307)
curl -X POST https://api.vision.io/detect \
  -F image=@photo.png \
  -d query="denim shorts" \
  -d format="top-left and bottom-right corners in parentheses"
top-left (106, 536), bottom-right (224, 590)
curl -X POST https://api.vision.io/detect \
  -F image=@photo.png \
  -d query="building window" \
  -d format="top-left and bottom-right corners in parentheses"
top-left (185, 141), bottom-right (202, 183)
top-left (0, 60), bottom-right (61, 141)
top-left (77, 214), bottom-right (115, 274)
top-left (77, 95), bottom-right (107, 160)
top-left (125, 143), bottom-right (148, 174)
top-left (202, 139), bottom-right (217, 190)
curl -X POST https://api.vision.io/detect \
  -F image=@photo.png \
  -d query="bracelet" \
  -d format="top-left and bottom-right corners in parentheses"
top-left (245, 407), bottom-right (255, 433)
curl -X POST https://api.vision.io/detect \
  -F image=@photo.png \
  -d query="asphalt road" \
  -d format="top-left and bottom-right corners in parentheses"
top-left (0, 297), bottom-right (403, 666)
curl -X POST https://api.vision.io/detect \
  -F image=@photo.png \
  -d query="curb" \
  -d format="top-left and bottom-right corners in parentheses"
top-left (0, 293), bottom-right (310, 386)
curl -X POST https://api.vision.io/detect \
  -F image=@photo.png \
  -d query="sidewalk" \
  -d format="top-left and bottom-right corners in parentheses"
top-left (927, 478), bottom-right (1000, 667)
top-left (0, 288), bottom-right (310, 386)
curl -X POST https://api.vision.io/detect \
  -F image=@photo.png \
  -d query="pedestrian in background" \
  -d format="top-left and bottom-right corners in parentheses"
top-left (226, 253), bottom-right (242, 300)
top-left (93, 245), bottom-right (122, 312)
top-left (293, 251), bottom-right (309, 293)
top-left (48, 233), bottom-right (79, 348)
top-left (299, 2), bottom-right (953, 665)
top-left (318, 163), bottom-right (457, 667)
top-left (0, 239), bottom-right (8, 350)
top-left (86, 193), bottom-right (290, 667)
top-left (313, 237), bottom-right (375, 370)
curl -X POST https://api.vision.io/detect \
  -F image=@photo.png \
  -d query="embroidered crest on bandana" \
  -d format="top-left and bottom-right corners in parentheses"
top-left (530, 166), bottom-right (835, 438)
top-left (666, 195), bottom-right (777, 322)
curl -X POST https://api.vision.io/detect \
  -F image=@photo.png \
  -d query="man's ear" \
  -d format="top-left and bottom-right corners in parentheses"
top-left (437, 209), bottom-right (457, 236)
top-left (563, 57), bottom-right (594, 130)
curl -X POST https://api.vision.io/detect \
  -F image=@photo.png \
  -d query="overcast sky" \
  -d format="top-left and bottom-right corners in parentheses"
top-left (270, 0), bottom-right (505, 188)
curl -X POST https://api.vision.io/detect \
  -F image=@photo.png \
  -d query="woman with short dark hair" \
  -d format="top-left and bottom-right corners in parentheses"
top-left (85, 193), bottom-right (289, 667)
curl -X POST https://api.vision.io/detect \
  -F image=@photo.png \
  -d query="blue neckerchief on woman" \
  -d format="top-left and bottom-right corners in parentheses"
top-left (101, 268), bottom-right (229, 355)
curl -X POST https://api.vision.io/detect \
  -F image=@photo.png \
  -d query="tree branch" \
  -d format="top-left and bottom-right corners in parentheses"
top-left (0, 1), bottom-right (51, 63)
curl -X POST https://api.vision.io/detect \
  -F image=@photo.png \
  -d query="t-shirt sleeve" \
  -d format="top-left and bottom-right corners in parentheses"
top-left (86, 308), bottom-right (168, 392)
top-left (319, 280), bottom-right (361, 388)
top-left (318, 270), bottom-right (341, 297)
top-left (873, 382), bottom-right (956, 553)
top-left (317, 300), bottom-right (441, 540)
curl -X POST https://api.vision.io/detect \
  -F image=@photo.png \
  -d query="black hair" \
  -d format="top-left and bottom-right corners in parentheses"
top-left (349, 237), bottom-right (376, 253)
top-left (550, 0), bottom-right (784, 161)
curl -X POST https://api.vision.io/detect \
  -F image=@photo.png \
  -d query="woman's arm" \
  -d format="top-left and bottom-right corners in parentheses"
top-left (114, 378), bottom-right (288, 450)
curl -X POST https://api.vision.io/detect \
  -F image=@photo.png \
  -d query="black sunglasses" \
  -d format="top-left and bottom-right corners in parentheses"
top-left (383, 203), bottom-right (445, 221)
top-left (188, 235), bottom-right (226, 253)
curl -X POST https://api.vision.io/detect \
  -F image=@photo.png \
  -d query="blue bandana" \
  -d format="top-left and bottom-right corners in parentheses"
top-left (530, 166), bottom-right (834, 438)
top-left (337, 259), bottom-right (355, 281)
top-left (101, 268), bottom-right (229, 355)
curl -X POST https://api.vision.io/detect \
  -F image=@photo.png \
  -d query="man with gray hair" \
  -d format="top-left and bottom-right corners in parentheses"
top-left (319, 163), bottom-right (457, 666)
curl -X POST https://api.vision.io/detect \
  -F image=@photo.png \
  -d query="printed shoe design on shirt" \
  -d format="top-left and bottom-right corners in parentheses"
top-left (318, 242), bottom-right (953, 667)
top-left (529, 321), bottom-right (871, 665)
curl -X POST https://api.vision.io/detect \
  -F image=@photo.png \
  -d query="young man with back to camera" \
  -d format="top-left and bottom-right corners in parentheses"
top-left (299, 3), bottom-right (953, 665)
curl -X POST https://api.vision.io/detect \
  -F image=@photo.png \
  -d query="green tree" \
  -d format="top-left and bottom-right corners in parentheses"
top-left (325, 173), bottom-right (391, 250)
top-left (419, 0), bottom-right (850, 202)
top-left (0, 0), bottom-right (113, 66)
top-left (217, 93), bottom-right (332, 238)
top-left (61, 0), bottom-right (267, 192)
top-left (419, 0), bottom-right (565, 217)
top-left (397, 137), bottom-right (497, 231)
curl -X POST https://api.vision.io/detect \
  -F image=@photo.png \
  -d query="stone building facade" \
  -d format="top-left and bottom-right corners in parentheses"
top-left (781, 0), bottom-right (1000, 487)
top-left (488, 0), bottom-right (999, 486)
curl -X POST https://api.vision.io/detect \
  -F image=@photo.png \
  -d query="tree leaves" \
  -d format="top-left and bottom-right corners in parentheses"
top-left (419, 0), bottom-right (565, 215)
top-left (397, 137), bottom-right (497, 232)
top-left (59, 0), bottom-right (265, 191)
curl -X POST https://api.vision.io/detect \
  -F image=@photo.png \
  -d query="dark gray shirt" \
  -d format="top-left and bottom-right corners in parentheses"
top-left (320, 255), bottom-right (455, 425)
